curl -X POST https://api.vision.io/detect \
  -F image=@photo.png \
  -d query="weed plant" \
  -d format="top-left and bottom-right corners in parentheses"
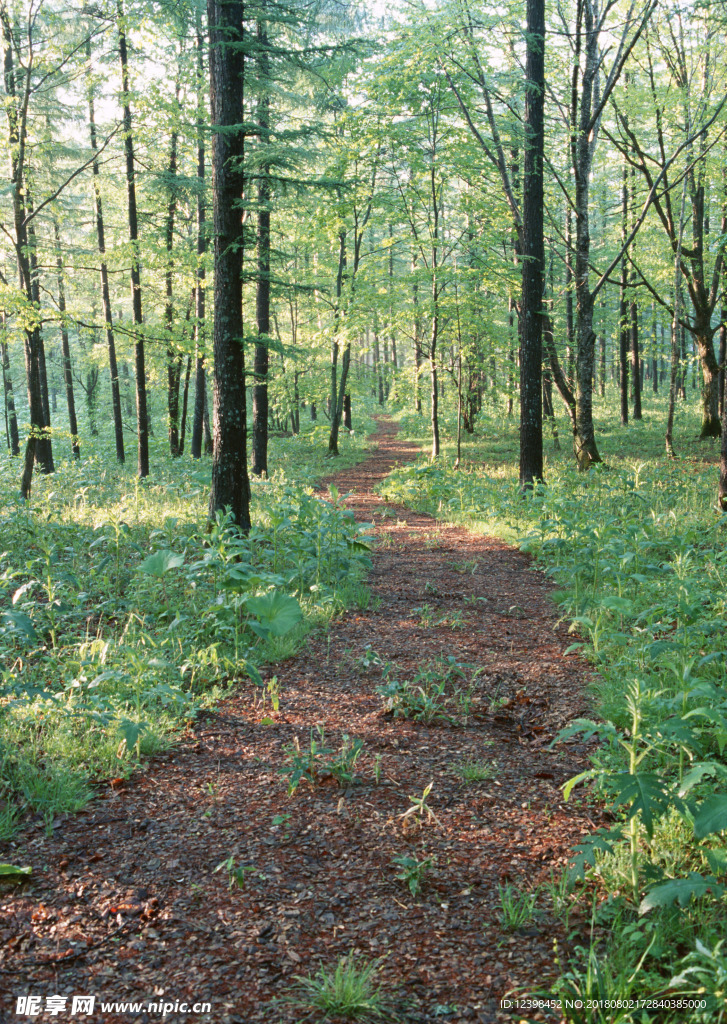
top-left (386, 394), bottom-right (727, 1015)
top-left (0, 418), bottom-right (376, 834)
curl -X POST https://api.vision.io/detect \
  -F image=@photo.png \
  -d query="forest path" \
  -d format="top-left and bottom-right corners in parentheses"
top-left (2, 418), bottom-right (598, 1024)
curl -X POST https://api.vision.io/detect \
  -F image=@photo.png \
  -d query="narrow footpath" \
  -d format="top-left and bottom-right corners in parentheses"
top-left (2, 419), bottom-right (598, 1024)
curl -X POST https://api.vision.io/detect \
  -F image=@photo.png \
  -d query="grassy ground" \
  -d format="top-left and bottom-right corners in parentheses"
top-left (0, 408), bottom-right (378, 839)
top-left (385, 388), bottom-right (727, 1022)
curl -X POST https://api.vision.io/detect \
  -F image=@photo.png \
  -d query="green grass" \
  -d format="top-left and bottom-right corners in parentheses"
top-left (386, 386), bottom-right (727, 1019)
top-left (288, 952), bottom-right (389, 1020)
top-left (0, 412), bottom-right (379, 834)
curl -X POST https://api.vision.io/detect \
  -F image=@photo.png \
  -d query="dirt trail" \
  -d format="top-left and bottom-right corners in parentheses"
top-left (1, 419), bottom-right (597, 1024)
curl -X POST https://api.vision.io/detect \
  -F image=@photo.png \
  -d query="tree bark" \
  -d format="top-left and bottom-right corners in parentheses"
top-left (519, 0), bottom-right (545, 488)
top-left (619, 155), bottom-right (629, 425)
top-left (53, 217), bottom-right (79, 458)
top-left (87, 42), bottom-right (124, 464)
top-left (117, 0), bottom-right (149, 478)
top-left (208, 0), bottom-right (251, 529)
top-left (1, 331), bottom-right (20, 455)
top-left (165, 80), bottom-right (182, 457)
top-left (252, 14), bottom-right (270, 476)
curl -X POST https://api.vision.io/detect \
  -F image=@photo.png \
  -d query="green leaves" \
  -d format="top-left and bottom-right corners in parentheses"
top-left (0, 609), bottom-right (37, 643)
top-left (138, 549), bottom-right (184, 577)
top-left (640, 873), bottom-right (725, 914)
top-left (0, 863), bottom-right (32, 880)
top-left (693, 794), bottom-right (727, 840)
top-left (246, 592), bottom-right (303, 639)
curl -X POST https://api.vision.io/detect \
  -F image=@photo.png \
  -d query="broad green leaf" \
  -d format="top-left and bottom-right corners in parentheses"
top-left (600, 596), bottom-right (634, 616)
top-left (562, 768), bottom-right (600, 801)
top-left (1, 610), bottom-right (37, 642)
top-left (612, 772), bottom-right (672, 837)
top-left (678, 762), bottom-right (727, 797)
top-left (117, 719), bottom-right (148, 752)
top-left (694, 794), bottom-right (727, 839)
top-left (246, 592), bottom-right (303, 637)
top-left (640, 873), bottom-right (724, 914)
top-left (0, 863), bottom-right (32, 878)
top-left (138, 550), bottom-right (184, 577)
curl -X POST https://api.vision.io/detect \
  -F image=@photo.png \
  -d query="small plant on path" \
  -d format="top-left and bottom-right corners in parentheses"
top-left (399, 782), bottom-right (440, 829)
top-left (392, 853), bottom-right (435, 896)
top-left (289, 952), bottom-right (389, 1020)
top-left (498, 883), bottom-right (538, 932)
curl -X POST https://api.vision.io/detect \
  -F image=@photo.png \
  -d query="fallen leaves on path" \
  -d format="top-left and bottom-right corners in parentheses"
top-left (1, 420), bottom-right (599, 1024)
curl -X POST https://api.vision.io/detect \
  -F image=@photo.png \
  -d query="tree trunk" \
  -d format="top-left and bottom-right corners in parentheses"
top-left (191, 13), bottom-right (207, 462)
top-left (1, 333), bottom-right (20, 455)
top-left (53, 217), bottom-right (80, 458)
top-left (208, 0), bottom-right (251, 529)
top-left (117, 0), bottom-right (149, 478)
top-left (252, 15), bottom-right (270, 476)
top-left (179, 354), bottom-right (192, 456)
top-left (165, 81), bottom-right (181, 457)
top-left (519, 0), bottom-right (545, 488)
top-left (619, 156), bottom-right (629, 425)
top-left (696, 326), bottom-right (721, 437)
top-left (87, 39), bottom-right (124, 464)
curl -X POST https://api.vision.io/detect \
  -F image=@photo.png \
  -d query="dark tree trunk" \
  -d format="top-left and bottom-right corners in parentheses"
top-left (118, 0), bottom-right (149, 478)
top-left (631, 297), bottom-right (642, 419)
top-left (165, 81), bottom-right (181, 457)
top-left (519, 0), bottom-right (545, 488)
top-left (565, 206), bottom-right (575, 386)
top-left (343, 392), bottom-right (352, 430)
top-left (53, 218), bottom-right (79, 458)
top-left (179, 355), bottom-right (192, 456)
top-left (252, 15), bottom-right (270, 476)
top-left (1, 333), bottom-right (20, 455)
top-left (208, 0), bottom-right (251, 529)
top-left (619, 156), bottom-right (629, 425)
top-left (191, 12), bottom-right (207, 461)
top-left (88, 40), bottom-right (124, 463)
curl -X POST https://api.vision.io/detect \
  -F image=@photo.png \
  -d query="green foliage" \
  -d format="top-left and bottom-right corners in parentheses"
top-left (388, 400), bottom-right (727, 1012)
top-left (377, 657), bottom-right (471, 724)
top-left (214, 856), bottom-right (258, 891)
top-left (0, 423), bottom-right (375, 834)
top-left (450, 758), bottom-right (497, 783)
top-left (498, 883), bottom-right (538, 933)
top-left (279, 727), bottom-right (365, 795)
top-left (392, 853), bottom-right (435, 896)
top-left (290, 953), bottom-right (388, 1020)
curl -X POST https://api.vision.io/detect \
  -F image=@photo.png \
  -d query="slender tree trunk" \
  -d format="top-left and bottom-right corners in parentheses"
top-left (191, 13), bottom-right (208, 461)
top-left (629, 168), bottom-right (642, 420)
top-left (329, 226), bottom-right (346, 454)
top-left (519, 0), bottom-right (545, 488)
top-left (165, 80), bottom-right (181, 457)
top-left (413, 259), bottom-right (422, 413)
top-left (619, 155), bottom-right (629, 426)
top-left (667, 178), bottom-right (689, 457)
top-left (565, 206), bottom-right (575, 385)
top-left (179, 355), bottom-right (192, 456)
top-left (117, 0), bottom-right (149, 478)
top-left (252, 15), bottom-right (270, 476)
top-left (1, 332), bottom-right (20, 455)
top-left (53, 217), bottom-right (79, 458)
top-left (208, 0), bottom-right (251, 529)
top-left (87, 39), bottom-right (124, 463)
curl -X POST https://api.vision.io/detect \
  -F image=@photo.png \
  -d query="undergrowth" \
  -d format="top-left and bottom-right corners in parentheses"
top-left (386, 394), bottom-right (727, 1021)
top-left (0, 417), bottom-right (375, 836)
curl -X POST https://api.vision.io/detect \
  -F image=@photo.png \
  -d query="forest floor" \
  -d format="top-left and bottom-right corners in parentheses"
top-left (1, 419), bottom-right (603, 1024)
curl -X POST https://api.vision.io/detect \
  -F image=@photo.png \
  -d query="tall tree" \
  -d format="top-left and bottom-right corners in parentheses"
top-left (117, 0), bottom-right (149, 477)
top-left (86, 35), bottom-right (124, 464)
top-left (519, 0), bottom-right (544, 488)
top-left (208, 0), bottom-right (251, 530)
